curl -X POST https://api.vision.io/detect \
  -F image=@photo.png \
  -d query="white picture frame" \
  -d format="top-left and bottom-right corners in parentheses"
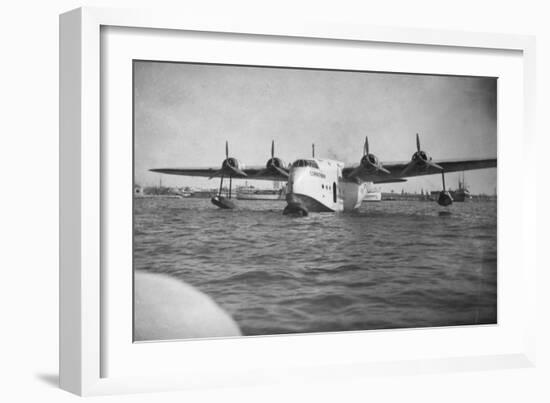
top-left (59, 6), bottom-right (537, 396)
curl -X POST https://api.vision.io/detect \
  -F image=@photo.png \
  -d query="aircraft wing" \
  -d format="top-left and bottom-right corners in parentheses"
top-left (150, 167), bottom-right (288, 182)
top-left (342, 157), bottom-right (496, 184)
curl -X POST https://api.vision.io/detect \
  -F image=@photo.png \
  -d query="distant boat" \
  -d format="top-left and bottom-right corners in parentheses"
top-left (363, 192), bottom-right (382, 202)
top-left (174, 190), bottom-right (192, 198)
top-left (236, 185), bottom-right (285, 201)
top-left (362, 184), bottom-right (382, 202)
top-left (428, 172), bottom-right (472, 202)
top-left (449, 172), bottom-right (472, 202)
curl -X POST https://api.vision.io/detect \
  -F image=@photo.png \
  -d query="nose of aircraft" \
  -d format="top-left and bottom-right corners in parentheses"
top-left (283, 193), bottom-right (308, 216)
top-left (288, 167), bottom-right (305, 194)
top-left (283, 168), bottom-right (309, 216)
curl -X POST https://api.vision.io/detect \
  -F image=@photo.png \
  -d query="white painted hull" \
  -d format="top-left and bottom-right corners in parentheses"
top-left (286, 163), bottom-right (344, 212)
top-left (284, 160), bottom-right (377, 214)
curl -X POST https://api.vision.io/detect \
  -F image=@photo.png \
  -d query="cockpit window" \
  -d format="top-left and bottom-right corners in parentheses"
top-left (291, 159), bottom-right (319, 169)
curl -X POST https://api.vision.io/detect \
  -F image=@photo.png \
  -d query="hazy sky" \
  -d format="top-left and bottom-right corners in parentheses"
top-left (134, 61), bottom-right (497, 194)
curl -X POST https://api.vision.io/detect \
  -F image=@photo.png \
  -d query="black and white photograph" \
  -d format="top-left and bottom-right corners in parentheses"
top-left (132, 60), bottom-right (497, 342)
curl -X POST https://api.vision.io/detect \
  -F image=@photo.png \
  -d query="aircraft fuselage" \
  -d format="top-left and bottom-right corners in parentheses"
top-left (285, 158), bottom-right (370, 213)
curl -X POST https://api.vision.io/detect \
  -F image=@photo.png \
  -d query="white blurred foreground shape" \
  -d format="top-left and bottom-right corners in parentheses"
top-left (134, 271), bottom-right (241, 341)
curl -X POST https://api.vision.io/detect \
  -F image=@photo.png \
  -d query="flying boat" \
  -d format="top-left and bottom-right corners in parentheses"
top-left (150, 134), bottom-right (496, 215)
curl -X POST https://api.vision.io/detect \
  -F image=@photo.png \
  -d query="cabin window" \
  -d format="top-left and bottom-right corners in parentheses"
top-left (291, 159), bottom-right (319, 169)
top-left (333, 182), bottom-right (337, 203)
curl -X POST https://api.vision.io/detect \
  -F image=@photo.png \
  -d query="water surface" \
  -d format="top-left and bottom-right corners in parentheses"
top-left (134, 198), bottom-right (497, 337)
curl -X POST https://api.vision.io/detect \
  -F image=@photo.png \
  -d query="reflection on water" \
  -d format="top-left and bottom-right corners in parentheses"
top-left (134, 198), bottom-right (497, 337)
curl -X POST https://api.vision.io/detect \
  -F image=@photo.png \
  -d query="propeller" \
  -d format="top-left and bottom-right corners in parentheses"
top-left (400, 133), bottom-right (443, 176)
top-left (349, 136), bottom-right (390, 180)
top-left (209, 140), bottom-right (248, 179)
top-left (364, 137), bottom-right (390, 174)
top-left (255, 140), bottom-right (289, 178)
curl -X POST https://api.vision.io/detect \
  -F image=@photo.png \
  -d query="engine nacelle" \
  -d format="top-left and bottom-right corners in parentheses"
top-left (209, 141), bottom-right (248, 178)
top-left (360, 153), bottom-right (380, 172)
top-left (411, 150), bottom-right (429, 163)
top-left (256, 141), bottom-right (289, 178)
top-left (266, 157), bottom-right (285, 170)
top-left (400, 134), bottom-right (443, 176)
top-left (222, 157), bottom-right (244, 171)
top-left (348, 136), bottom-right (390, 180)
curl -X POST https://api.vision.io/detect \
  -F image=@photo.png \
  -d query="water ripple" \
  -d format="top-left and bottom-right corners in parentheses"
top-left (134, 198), bottom-right (497, 336)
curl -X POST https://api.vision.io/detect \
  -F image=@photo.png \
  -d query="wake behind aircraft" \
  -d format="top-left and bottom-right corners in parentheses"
top-left (150, 134), bottom-right (497, 216)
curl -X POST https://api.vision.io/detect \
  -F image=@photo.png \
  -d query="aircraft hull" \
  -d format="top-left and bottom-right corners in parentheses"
top-left (285, 193), bottom-right (335, 213)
